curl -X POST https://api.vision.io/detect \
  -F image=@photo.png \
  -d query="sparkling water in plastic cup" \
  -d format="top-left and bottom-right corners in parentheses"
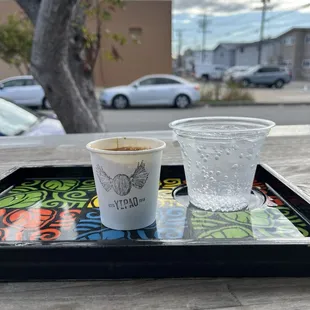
top-left (170, 117), bottom-right (275, 212)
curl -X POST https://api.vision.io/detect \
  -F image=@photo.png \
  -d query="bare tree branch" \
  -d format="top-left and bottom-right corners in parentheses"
top-left (15, 0), bottom-right (41, 25)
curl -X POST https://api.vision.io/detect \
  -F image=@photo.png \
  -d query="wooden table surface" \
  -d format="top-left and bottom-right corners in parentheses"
top-left (1, 128), bottom-right (310, 310)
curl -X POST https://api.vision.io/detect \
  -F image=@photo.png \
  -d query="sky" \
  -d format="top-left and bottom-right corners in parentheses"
top-left (172, 0), bottom-right (310, 56)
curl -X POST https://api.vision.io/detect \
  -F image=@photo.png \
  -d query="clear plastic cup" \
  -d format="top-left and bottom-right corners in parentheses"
top-left (170, 117), bottom-right (275, 212)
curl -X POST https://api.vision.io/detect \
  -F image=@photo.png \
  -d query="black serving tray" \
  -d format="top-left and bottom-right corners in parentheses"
top-left (1, 164), bottom-right (310, 280)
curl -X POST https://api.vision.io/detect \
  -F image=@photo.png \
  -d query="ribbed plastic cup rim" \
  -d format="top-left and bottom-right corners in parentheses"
top-left (169, 117), bottom-right (275, 134)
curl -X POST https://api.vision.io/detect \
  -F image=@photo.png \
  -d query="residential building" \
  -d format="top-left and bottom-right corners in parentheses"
top-left (0, 0), bottom-right (172, 86)
top-left (235, 39), bottom-right (276, 67)
top-left (183, 49), bottom-right (213, 72)
top-left (236, 28), bottom-right (310, 80)
top-left (213, 43), bottom-right (239, 67)
top-left (273, 28), bottom-right (310, 80)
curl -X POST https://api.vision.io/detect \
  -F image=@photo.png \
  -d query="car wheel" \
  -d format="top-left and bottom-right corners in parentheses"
top-left (112, 95), bottom-right (129, 109)
top-left (274, 79), bottom-right (284, 89)
top-left (241, 79), bottom-right (250, 88)
top-left (175, 94), bottom-right (190, 109)
top-left (201, 74), bottom-right (209, 82)
top-left (42, 97), bottom-right (51, 109)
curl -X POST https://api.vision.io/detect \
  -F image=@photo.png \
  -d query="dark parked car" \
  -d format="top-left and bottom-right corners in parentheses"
top-left (231, 65), bottom-right (292, 88)
top-left (0, 98), bottom-right (65, 137)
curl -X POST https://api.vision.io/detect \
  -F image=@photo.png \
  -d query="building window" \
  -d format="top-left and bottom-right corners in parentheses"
top-left (305, 34), bottom-right (310, 44)
top-left (240, 47), bottom-right (244, 53)
top-left (129, 27), bottom-right (143, 43)
top-left (220, 52), bottom-right (224, 57)
top-left (283, 36), bottom-right (295, 46)
top-left (302, 59), bottom-right (310, 69)
top-left (283, 59), bottom-right (293, 68)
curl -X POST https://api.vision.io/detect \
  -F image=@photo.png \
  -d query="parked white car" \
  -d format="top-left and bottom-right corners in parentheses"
top-left (194, 64), bottom-right (228, 81)
top-left (223, 66), bottom-right (250, 82)
top-left (99, 74), bottom-right (201, 109)
top-left (0, 75), bottom-right (50, 109)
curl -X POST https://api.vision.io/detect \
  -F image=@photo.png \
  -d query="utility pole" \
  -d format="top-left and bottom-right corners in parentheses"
top-left (176, 30), bottom-right (183, 68)
top-left (198, 13), bottom-right (210, 63)
top-left (258, 0), bottom-right (271, 65)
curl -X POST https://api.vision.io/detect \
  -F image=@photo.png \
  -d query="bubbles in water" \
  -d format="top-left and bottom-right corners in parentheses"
top-left (216, 171), bottom-right (221, 176)
top-left (203, 158), bottom-right (208, 163)
top-left (209, 171), bottom-right (214, 175)
top-left (226, 149), bottom-right (231, 155)
top-left (232, 164), bottom-right (238, 170)
top-left (215, 155), bottom-right (220, 160)
top-left (239, 153), bottom-right (244, 159)
top-left (224, 175), bottom-right (228, 180)
top-left (209, 177), bottom-right (215, 182)
top-left (246, 154), bottom-right (252, 160)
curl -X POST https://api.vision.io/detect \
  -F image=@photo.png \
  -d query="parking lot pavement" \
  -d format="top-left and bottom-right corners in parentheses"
top-left (199, 81), bottom-right (310, 104)
top-left (251, 81), bottom-right (310, 104)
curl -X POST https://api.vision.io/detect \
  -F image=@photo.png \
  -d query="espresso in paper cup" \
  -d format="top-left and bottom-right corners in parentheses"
top-left (86, 137), bottom-right (166, 230)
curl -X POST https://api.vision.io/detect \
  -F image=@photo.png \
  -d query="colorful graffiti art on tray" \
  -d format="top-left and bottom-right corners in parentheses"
top-left (0, 173), bottom-right (309, 242)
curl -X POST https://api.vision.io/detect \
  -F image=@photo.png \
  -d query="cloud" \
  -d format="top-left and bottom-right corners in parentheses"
top-left (172, 0), bottom-right (310, 16)
top-left (173, 0), bottom-right (260, 15)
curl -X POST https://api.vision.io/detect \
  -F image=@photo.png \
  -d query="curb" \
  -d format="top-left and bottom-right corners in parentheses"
top-left (202, 101), bottom-right (310, 107)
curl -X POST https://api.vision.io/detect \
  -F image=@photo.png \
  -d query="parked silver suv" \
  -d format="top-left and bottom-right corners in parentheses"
top-left (231, 65), bottom-right (292, 88)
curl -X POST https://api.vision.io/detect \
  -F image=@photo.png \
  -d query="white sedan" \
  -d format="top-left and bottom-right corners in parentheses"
top-left (0, 75), bottom-right (50, 109)
top-left (99, 74), bottom-right (201, 109)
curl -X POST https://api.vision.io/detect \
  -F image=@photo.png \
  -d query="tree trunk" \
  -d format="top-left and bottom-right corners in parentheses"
top-left (16, 0), bottom-right (105, 133)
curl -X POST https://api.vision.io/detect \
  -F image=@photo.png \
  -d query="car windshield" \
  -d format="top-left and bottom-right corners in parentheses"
top-left (0, 98), bottom-right (38, 136)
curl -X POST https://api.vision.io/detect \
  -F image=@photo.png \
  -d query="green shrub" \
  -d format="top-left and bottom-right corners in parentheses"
top-left (222, 82), bottom-right (254, 102)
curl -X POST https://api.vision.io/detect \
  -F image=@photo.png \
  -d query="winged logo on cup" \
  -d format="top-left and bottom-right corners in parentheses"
top-left (96, 161), bottom-right (149, 196)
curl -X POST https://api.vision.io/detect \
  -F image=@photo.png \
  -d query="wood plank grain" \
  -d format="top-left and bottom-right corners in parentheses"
top-left (0, 279), bottom-right (240, 309)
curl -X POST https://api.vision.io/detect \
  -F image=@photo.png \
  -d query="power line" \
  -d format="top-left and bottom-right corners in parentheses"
top-left (209, 2), bottom-right (309, 42)
top-left (173, 2), bottom-right (310, 50)
top-left (199, 2), bottom-right (310, 42)
top-left (266, 3), bottom-right (310, 22)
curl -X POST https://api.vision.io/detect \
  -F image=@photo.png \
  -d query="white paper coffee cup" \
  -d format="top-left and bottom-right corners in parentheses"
top-left (86, 137), bottom-right (166, 230)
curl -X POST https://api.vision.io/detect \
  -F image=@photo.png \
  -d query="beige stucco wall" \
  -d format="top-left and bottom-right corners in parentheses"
top-left (93, 0), bottom-right (172, 86)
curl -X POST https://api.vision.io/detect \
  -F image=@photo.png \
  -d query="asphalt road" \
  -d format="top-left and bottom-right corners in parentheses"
top-left (102, 104), bottom-right (310, 132)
